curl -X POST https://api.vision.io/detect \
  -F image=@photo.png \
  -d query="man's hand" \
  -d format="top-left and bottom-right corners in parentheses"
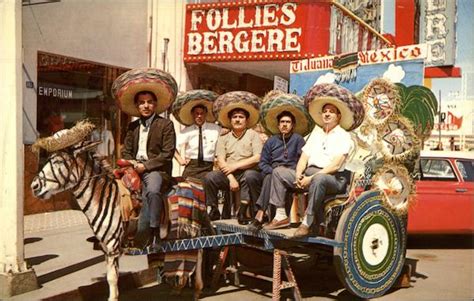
top-left (296, 175), bottom-right (312, 189)
top-left (229, 177), bottom-right (240, 191)
top-left (220, 163), bottom-right (238, 175)
top-left (135, 163), bottom-right (146, 174)
top-left (178, 158), bottom-right (190, 166)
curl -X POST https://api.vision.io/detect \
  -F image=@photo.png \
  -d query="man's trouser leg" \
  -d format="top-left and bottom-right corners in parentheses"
top-left (142, 171), bottom-right (164, 228)
top-left (256, 174), bottom-right (272, 211)
top-left (240, 170), bottom-right (263, 206)
top-left (204, 170), bottom-right (230, 218)
top-left (270, 167), bottom-right (297, 208)
top-left (135, 171), bottom-right (163, 247)
top-left (306, 173), bottom-right (346, 225)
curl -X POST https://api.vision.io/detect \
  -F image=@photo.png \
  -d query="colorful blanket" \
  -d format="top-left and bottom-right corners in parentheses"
top-left (163, 182), bottom-right (206, 283)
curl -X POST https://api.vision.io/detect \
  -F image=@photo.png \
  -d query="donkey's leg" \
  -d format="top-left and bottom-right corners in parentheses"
top-left (106, 254), bottom-right (120, 301)
top-left (193, 249), bottom-right (204, 301)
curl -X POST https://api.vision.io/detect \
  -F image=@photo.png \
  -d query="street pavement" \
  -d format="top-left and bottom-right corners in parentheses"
top-left (4, 210), bottom-right (474, 301)
top-left (119, 248), bottom-right (474, 301)
top-left (5, 210), bottom-right (150, 301)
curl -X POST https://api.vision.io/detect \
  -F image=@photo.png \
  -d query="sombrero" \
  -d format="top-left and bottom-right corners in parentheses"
top-left (171, 89), bottom-right (219, 126)
top-left (304, 83), bottom-right (365, 131)
top-left (362, 78), bottom-right (400, 126)
top-left (373, 163), bottom-right (415, 216)
top-left (111, 68), bottom-right (178, 117)
top-left (32, 120), bottom-right (95, 153)
top-left (213, 91), bottom-right (261, 129)
top-left (376, 115), bottom-right (420, 162)
top-left (260, 90), bottom-right (315, 136)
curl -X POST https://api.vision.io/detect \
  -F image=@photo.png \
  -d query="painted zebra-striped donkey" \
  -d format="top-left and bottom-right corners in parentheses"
top-left (30, 121), bottom-right (126, 300)
top-left (31, 120), bottom-right (206, 300)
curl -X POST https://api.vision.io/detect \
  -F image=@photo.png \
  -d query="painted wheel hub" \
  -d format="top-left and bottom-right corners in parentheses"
top-left (334, 190), bottom-right (407, 298)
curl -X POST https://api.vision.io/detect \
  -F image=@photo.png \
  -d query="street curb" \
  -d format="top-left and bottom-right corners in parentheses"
top-left (42, 266), bottom-right (159, 301)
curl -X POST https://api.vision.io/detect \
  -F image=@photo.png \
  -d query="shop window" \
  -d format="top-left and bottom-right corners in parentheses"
top-left (37, 51), bottom-right (130, 162)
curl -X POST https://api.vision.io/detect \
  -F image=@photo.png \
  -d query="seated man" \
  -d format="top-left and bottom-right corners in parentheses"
top-left (265, 84), bottom-right (363, 237)
top-left (113, 68), bottom-right (178, 249)
top-left (172, 90), bottom-right (221, 180)
top-left (204, 92), bottom-right (263, 224)
top-left (248, 92), bottom-right (310, 231)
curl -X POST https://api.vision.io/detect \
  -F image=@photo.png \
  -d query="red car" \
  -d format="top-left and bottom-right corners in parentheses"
top-left (408, 151), bottom-right (474, 234)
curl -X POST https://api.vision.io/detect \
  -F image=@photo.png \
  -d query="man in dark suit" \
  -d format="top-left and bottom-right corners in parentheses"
top-left (122, 90), bottom-right (176, 247)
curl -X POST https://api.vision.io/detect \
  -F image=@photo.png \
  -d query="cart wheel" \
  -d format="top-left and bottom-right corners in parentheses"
top-left (333, 190), bottom-right (407, 298)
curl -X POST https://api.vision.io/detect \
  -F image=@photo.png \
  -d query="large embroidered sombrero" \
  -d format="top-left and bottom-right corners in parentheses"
top-left (213, 91), bottom-right (261, 129)
top-left (111, 68), bottom-right (178, 117)
top-left (32, 120), bottom-right (95, 152)
top-left (376, 115), bottom-right (420, 162)
top-left (171, 89), bottom-right (219, 126)
top-left (260, 90), bottom-right (315, 136)
top-left (304, 83), bottom-right (365, 131)
top-left (373, 163), bottom-right (415, 215)
top-left (362, 78), bottom-right (400, 126)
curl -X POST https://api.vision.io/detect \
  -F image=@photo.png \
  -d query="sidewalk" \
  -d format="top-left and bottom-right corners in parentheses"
top-left (5, 210), bottom-right (154, 301)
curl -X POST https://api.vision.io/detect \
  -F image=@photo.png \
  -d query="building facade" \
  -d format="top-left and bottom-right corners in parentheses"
top-left (21, 0), bottom-right (404, 214)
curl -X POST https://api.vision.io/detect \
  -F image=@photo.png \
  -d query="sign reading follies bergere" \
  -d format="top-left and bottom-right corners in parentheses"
top-left (183, 0), bottom-right (391, 63)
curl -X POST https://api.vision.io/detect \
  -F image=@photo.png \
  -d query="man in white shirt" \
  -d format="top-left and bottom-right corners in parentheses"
top-left (175, 104), bottom-right (221, 179)
top-left (265, 83), bottom-right (365, 237)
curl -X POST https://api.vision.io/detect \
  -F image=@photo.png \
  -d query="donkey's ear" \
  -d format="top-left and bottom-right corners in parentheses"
top-left (72, 140), bottom-right (102, 156)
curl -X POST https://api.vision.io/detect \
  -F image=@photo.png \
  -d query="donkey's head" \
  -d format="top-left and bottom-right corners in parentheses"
top-left (30, 120), bottom-right (99, 199)
top-left (31, 140), bottom-right (101, 199)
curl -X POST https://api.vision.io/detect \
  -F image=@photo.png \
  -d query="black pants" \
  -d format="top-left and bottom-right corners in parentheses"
top-left (182, 159), bottom-right (213, 180)
top-left (204, 169), bottom-right (263, 218)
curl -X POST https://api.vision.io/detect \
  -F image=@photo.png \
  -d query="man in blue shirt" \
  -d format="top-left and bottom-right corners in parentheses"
top-left (247, 90), bottom-right (314, 230)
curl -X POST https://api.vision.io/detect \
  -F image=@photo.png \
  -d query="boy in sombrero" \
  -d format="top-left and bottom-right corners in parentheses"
top-left (266, 84), bottom-right (364, 237)
top-left (172, 90), bottom-right (221, 180)
top-left (204, 91), bottom-right (263, 224)
top-left (112, 68), bottom-right (178, 249)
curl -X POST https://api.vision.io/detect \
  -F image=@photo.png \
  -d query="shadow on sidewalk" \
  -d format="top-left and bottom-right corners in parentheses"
top-left (37, 255), bottom-right (104, 284)
top-left (26, 254), bottom-right (59, 266)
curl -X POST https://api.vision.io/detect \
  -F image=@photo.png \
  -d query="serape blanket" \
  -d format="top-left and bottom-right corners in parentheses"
top-left (163, 182), bottom-right (206, 284)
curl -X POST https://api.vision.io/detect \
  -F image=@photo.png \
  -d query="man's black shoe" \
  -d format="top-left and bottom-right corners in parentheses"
top-left (209, 207), bottom-right (221, 221)
top-left (247, 219), bottom-right (263, 232)
top-left (237, 204), bottom-right (252, 225)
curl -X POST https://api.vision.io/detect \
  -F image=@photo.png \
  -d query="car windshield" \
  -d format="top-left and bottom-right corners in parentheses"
top-left (456, 160), bottom-right (474, 182)
top-left (420, 158), bottom-right (457, 181)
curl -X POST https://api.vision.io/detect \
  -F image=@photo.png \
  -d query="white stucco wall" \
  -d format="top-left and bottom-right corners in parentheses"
top-left (22, 0), bottom-right (150, 144)
top-left (148, 0), bottom-right (189, 176)
top-left (0, 0), bottom-right (29, 277)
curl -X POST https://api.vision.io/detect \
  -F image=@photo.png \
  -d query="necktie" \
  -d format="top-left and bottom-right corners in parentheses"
top-left (198, 126), bottom-right (203, 164)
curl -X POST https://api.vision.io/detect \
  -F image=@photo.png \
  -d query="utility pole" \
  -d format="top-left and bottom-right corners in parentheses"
top-left (438, 90), bottom-right (442, 149)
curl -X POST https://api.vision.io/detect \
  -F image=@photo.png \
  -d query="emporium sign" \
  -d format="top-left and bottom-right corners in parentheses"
top-left (38, 84), bottom-right (73, 99)
top-left (184, 1), bottom-right (310, 62)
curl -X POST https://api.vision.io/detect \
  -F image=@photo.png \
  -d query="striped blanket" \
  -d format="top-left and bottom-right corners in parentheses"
top-left (163, 181), bottom-right (206, 285)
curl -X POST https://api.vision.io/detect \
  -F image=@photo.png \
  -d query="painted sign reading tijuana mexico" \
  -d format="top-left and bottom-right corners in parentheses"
top-left (290, 44), bottom-right (428, 73)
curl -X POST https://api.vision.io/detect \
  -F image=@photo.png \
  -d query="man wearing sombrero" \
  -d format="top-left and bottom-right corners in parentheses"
top-left (112, 68), bottom-right (178, 248)
top-left (204, 91), bottom-right (263, 224)
top-left (171, 90), bottom-right (221, 180)
top-left (247, 91), bottom-right (310, 231)
top-left (267, 83), bottom-right (364, 237)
